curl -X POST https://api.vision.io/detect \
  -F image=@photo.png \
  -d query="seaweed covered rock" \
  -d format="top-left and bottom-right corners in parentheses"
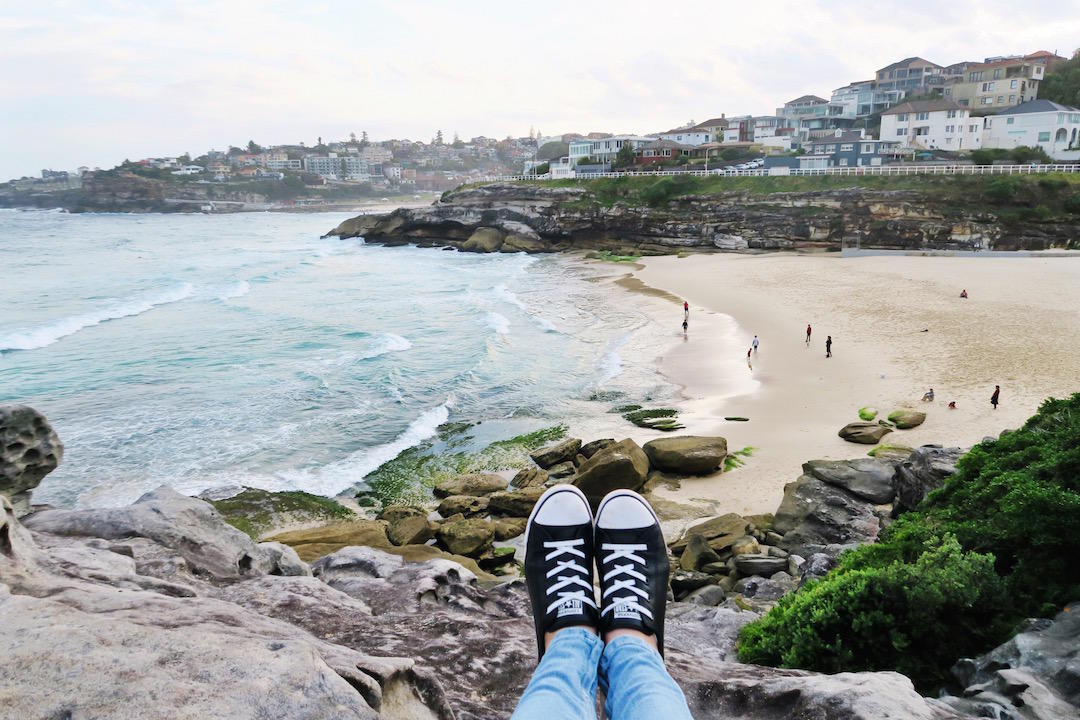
top-left (528, 438), bottom-right (582, 469)
top-left (433, 473), bottom-right (506, 498)
top-left (839, 422), bottom-right (893, 444)
top-left (888, 408), bottom-right (927, 429)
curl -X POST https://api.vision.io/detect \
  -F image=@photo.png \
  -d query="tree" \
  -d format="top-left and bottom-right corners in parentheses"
top-left (247, 140), bottom-right (262, 154)
top-left (1040, 50), bottom-right (1080, 108)
top-left (349, 132), bottom-right (357, 143)
top-left (317, 136), bottom-right (323, 146)
top-left (615, 141), bottom-right (636, 168)
top-left (536, 141), bottom-right (569, 161)
top-left (360, 131), bottom-right (369, 149)
top-left (452, 132), bottom-right (464, 149)
top-left (434, 130), bottom-right (444, 145)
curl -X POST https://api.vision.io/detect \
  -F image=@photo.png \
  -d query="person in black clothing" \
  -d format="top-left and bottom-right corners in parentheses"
top-left (991, 385), bottom-right (1000, 409)
top-left (825, 335), bottom-right (832, 358)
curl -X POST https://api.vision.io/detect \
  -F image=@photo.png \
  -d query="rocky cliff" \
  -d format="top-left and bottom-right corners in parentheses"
top-left (326, 178), bottom-right (1080, 253)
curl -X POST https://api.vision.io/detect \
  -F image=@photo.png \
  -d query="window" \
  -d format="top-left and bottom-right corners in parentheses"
top-left (997, 96), bottom-right (1004, 104)
top-left (945, 125), bottom-right (954, 133)
top-left (947, 110), bottom-right (957, 118)
top-left (1007, 118), bottom-right (1014, 125)
top-left (839, 158), bottom-right (849, 166)
top-left (916, 112), bottom-right (929, 120)
top-left (1009, 95), bottom-right (1015, 103)
top-left (1038, 132), bottom-right (1051, 142)
top-left (982, 97), bottom-right (994, 105)
top-left (825, 144), bottom-right (836, 152)
top-left (970, 125), bottom-right (978, 132)
top-left (861, 144), bottom-right (873, 153)
top-left (1010, 79), bottom-right (1018, 89)
top-left (896, 128), bottom-right (905, 136)
top-left (840, 143), bottom-right (854, 151)
top-left (993, 69), bottom-right (1002, 79)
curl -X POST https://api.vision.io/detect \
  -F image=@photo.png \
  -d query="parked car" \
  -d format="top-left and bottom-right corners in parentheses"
top-left (736, 163), bottom-right (749, 170)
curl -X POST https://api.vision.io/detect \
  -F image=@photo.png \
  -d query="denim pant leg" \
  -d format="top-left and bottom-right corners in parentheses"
top-left (599, 637), bottom-right (693, 720)
top-left (512, 628), bottom-right (603, 720)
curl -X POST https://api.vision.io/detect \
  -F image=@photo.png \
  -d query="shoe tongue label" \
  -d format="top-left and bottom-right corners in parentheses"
top-left (612, 602), bottom-right (641, 621)
top-left (556, 598), bottom-right (583, 618)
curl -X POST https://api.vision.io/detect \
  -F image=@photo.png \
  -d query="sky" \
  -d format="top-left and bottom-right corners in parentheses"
top-left (1, 0), bottom-right (1078, 180)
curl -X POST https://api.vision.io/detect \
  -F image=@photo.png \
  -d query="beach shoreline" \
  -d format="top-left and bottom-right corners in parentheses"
top-left (624, 252), bottom-right (1080, 515)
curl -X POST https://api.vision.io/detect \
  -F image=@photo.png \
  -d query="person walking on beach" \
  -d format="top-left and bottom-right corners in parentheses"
top-left (806, 324), bottom-right (812, 345)
top-left (747, 348), bottom-right (753, 370)
top-left (825, 335), bottom-right (832, 358)
top-left (682, 318), bottom-right (688, 336)
top-left (752, 335), bottom-right (759, 353)
top-left (683, 301), bottom-right (689, 321)
top-left (991, 385), bottom-right (1000, 410)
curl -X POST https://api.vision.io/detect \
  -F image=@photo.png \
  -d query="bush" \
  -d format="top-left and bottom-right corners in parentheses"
top-left (738, 535), bottom-right (1008, 688)
top-left (738, 393), bottom-right (1080, 690)
top-left (984, 176), bottom-right (1023, 204)
top-left (1009, 145), bottom-right (1052, 164)
top-left (1064, 193), bottom-right (1080, 215)
top-left (970, 148), bottom-right (1009, 165)
top-left (638, 175), bottom-right (698, 207)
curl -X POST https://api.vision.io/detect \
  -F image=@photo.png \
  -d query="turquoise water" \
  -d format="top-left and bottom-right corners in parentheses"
top-left (0, 209), bottom-right (677, 508)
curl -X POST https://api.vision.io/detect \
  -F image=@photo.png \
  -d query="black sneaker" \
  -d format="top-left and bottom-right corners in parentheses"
top-left (523, 484), bottom-right (599, 658)
top-left (594, 489), bottom-right (669, 656)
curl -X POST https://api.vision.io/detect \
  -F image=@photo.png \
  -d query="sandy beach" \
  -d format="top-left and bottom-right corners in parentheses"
top-left (623, 252), bottom-right (1080, 516)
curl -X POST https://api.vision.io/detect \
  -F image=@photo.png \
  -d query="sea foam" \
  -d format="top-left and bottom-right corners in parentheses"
top-left (0, 283), bottom-right (194, 352)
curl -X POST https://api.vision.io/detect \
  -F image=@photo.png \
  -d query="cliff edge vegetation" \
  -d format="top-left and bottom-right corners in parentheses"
top-left (738, 392), bottom-right (1080, 690)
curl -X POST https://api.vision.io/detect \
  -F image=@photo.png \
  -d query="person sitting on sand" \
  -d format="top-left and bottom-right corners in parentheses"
top-left (922, 388), bottom-right (935, 402)
top-left (960, 289), bottom-right (968, 299)
top-left (948, 401), bottom-right (957, 409)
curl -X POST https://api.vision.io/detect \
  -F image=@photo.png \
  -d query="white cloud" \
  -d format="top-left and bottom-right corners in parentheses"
top-left (1, 0), bottom-right (1078, 178)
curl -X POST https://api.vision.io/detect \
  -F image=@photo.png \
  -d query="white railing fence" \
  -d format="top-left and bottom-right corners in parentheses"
top-left (479, 164), bottom-right (1079, 183)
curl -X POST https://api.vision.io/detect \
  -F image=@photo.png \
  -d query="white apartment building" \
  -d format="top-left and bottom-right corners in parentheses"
top-left (880, 99), bottom-right (982, 151)
top-left (358, 145), bottom-right (393, 164)
top-left (582, 135), bottom-right (653, 163)
top-left (982, 100), bottom-right (1080, 161)
top-left (656, 127), bottom-right (713, 145)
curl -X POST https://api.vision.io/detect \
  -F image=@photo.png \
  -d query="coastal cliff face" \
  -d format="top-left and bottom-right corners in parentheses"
top-left (327, 180), bottom-right (1080, 253)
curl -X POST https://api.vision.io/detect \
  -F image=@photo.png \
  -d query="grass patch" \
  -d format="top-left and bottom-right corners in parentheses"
top-left (867, 444), bottom-right (914, 459)
top-left (723, 446), bottom-right (757, 472)
top-left (362, 424), bottom-right (568, 508)
top-left (858, 406), bottom-right (878, 421)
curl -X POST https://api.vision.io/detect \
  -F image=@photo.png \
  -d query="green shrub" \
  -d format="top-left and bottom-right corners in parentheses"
top-left (985, 176), bottom-right (1023, 204)
top-left (1064, 193), bottom-right (1080, 215)
top-left (738, 393), bottom-right (1080, 689)
top-left (970, 148), bottom-right (1009, 165)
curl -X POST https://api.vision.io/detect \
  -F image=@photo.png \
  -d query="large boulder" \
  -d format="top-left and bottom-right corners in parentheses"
top-left (437, 494), bottom-right (489, 517)
top-left (461, 226), bottom-right (505, 252)
top-left (803, 458), bottom-right (898, 504)
top-left (580, 438), bottom-right (615, 459)
top-left (572, 438), bottom-right (649, 508)
top-left (944, 601), bottom-right (1080, 718)
top-left (528, 438), bottom-right (582, 469)
top-left (888, 408), bottom-right (926, 429)
top-left (435, 517), bottom-right (494, 558)
top-left (510, 466), bottom-right (547, 489)
top-left (432, 473), bottom-right (506, 498)
top-left (643, 436), bottom-right (728, 475)
top-left (487, 486), bottom-right (544, 517)
top-left (839, 422), bottom-right (893, 444)
top-left (269, 520), bottom-right (392, 562)
top-left (670, 513), bottom-right (750, 554)
top-left (773, 475), bottom-right (882, 555)
top-left (680, 534), bottom-right (722, 572)
top-left (0, 405), bottom-right (63, 516)
top-left (25, 486), bottom-right (308, 579)
top-left (893, 445), bottom-right (964, 515)
top-left (386, 515), bottom-right (436, 547)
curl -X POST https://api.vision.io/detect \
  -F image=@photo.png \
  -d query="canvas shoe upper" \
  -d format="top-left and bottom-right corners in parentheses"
top-left (594, 489), bottom-right (670, 656)
top-left (522, 484), bottom-right (599, 658)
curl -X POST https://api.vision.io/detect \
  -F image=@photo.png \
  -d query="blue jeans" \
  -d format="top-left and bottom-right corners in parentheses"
top-left (511, 627), bottom-right (694, 720)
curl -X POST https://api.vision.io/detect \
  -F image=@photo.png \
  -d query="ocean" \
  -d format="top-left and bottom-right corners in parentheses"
top-left (0, 209), bottom-right (681, 508)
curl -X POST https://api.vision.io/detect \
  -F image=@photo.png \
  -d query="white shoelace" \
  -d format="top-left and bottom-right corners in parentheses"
top-left (542, 538), bottom-right (597, 615)
top-left (600, 543), bottom-right (653, 619)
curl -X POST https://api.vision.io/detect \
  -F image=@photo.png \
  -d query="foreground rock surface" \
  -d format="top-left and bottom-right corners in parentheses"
top-left (0, 404), bottom-right (63, 516)
top-left (0, 485), bottom-right (988, 719)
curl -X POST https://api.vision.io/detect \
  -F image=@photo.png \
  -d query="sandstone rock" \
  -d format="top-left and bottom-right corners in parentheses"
top-left (670, 513), bottom-right (750, 554)
top-left (773, 474), bottom-right (882, 555)
top-left (803, 457), bottom-right (898, 504)
top-left (208, 487), bottom-right (356, 540)
top-left (765, 531), bottom-right (785, 546)
top-left (461, 226), bottom-right (505, 252)
top-left (643, 435), bottom-right (727, 475)
top-left (510, 466), bottom-right (547, 489)
top-left (502, 233), bottom-right (549, 252)
top-left (529, 437), bottom-right (582, 468)
top-left (580, 438), bottom-right (615, 458)
top-left (741, 572), bottom-right (797, 601)
top-left (437, 494), bottom-right (489, 517)
top-left (436, 517), bottom-right (494, 557)
top-left (893, 445), bottom-right (964, 515)
top-left (574, 453), bottom-right (588, 468)
top-left (731, 535), bottom-right (761, 556)
top-left (269, 519), bottom-right (391, 562)
top-left (670, 570), bottom-right (717, 597)
top-left (487, 486), bottom-right (544, 517)
top-left (839, 421), bottom-right (893, 444)
top-left (685, 585), bottom-right (726, 607)
top-left (680, 534), bottom-right (722, 571)
top-left (572, 438), bottom-right (649, 508)
top-left (387, 515), bottom-right (436, 547)
top-left (432, 473), bottom-right (506, 498)
top-left (0, 404), bottom-right (63, 516)
top-left (26, 486), bottom-right (308, 579)
top-left (546, 460), bottom-right (576, 479)
top-left (701, 561), bottom-right (731, 576)
top-left (377, 505), bottom-right (425, 524)
top-left (888, 408), bottom-right (927, 429)
top-left (734, 554), bottom-right (789, 577)
top-left (493, 517), bottom-right (528, 541)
